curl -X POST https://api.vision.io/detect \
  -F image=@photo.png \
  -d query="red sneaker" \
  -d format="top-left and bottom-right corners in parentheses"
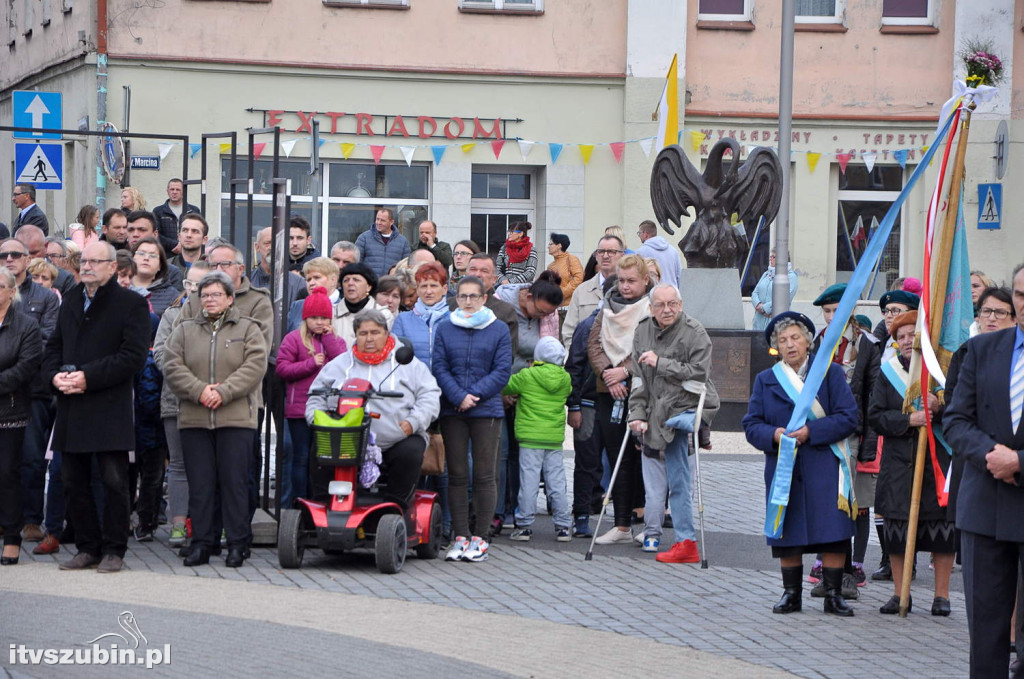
top-left (655, 539), bottom-right (700, 564)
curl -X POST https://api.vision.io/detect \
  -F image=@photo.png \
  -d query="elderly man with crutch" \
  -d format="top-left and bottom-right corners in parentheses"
top-left (626, 284), bottom-right (719, 563)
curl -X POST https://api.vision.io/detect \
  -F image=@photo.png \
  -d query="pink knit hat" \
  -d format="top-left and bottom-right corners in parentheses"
top-left (902, 277), bottom-right (922, 295)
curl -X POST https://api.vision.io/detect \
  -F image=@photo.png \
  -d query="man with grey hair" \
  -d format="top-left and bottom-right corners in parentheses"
top-left (43, 236), bottom-right (77, 296)
top-left (250, 226), bottom-right (305, 313)
top-left (628, 283), bottom-right (719, 563)
top-left (415, 220), bottom-right (453, 273)
top-left (12, 183), bottom-right (49, 235)
top-left (44, 240), bottom-right (150, 573)
top-left (330, 240), bottom-right (359, 268)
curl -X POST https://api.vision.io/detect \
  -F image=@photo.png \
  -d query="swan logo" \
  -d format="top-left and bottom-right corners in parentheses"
top-left (9, 611), bottom-right (171, 668)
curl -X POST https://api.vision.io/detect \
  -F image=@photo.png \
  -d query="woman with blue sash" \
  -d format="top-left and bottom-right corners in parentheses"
top-left (868, 310), bottom-right (955, 617)
top-left (743, 312), bottom-right (859, 616)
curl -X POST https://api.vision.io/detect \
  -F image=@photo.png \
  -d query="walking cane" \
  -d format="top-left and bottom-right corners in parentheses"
top-left (585, 431), bottom-right (633, 561)
top-left (691, 384), bottom-right (709, 569)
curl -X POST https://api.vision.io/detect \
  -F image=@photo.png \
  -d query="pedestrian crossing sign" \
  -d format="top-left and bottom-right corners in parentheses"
top-left (15, 143), bottom-right (63, 190)
top-left (977, 183), bottom-right (1001, 230)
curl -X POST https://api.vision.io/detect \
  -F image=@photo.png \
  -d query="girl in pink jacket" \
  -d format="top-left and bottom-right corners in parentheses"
top-left (276, 287), bottom-right (346, 506)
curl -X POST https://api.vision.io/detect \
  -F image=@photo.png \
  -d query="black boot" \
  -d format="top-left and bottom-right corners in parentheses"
top-left (773, 566), bottom-right (803, 614)
top-left (871, 522), bottom-right (891, 581)
top-left (823, 567), bottom-right (854, 617)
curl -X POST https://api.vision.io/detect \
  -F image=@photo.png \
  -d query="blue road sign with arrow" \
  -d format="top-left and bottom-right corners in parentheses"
top-left (12, 91), bottom-right (63, 140)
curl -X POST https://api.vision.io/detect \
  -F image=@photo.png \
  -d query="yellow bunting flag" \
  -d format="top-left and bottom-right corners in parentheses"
top-left (218, 143), bottom-right (232, 154)
top-left (340, 142), bottom-right (356, 159)
top-left (579, 145), bottom-right (594, 165)
top-left (461, 143), bottom-right (476, 154)
top-left (689, 131), bottom-right (704, 153)
top-left (806, 152), bottom-right (821, 174)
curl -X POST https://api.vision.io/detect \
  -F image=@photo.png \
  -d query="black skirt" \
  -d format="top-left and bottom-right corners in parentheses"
top-left (772, 539), bottom-right (849, 559)
top-left (883, 517), bottom-right (956, 555)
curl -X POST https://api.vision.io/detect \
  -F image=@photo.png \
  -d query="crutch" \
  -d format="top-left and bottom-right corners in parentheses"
top-left (584, 430), bottom-right (633, 561)
top-left (690, 384), bottom-right (709, 569)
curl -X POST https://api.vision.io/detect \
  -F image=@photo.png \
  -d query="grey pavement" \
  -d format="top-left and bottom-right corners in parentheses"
top-left (2, 433), bottom-right (970, 678)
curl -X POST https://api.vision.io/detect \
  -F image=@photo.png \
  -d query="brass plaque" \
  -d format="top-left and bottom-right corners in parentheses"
top-left (710, 335), bottom-right (752, 402)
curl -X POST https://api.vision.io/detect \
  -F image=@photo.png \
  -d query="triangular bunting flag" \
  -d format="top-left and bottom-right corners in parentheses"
top-left (921, 145), bottom-right (929, 155)
top-left (862, 151), bottom-right (877, 174)
top-left (218, 143), bottom-right (233, 155)
top-left (157, 143), bottom-right (174, 160)
top-left (318, 139), bottom-right (326, 148)
top-left (517, 140), bottom-right (535, 161)
top-left (370, 145), bottom-right (385, 165)
top-left (893, 149), bottom-right (908, 168)
top-left (431, 145), bottom-right (446, 165)
top-left (461, 143), bottom-right (476, 154)
top-left (252, 143), bottom-right (266, 160)
top-left (689, 131), bottom-right (704, 153)
top-left (609, 142), bottom-right (625, 164)
top-left (579, 144), bottom-right (594, 165)
top-left (548, 143), bottom-right (563, 164)
top-left (806, 151), bottom-right (821, 173)
top-left (836, 152), bottom-right (852, 175)
top-left (188, 143), bottom-right (202, 159)
top-left (400, 146), bottom-right (416, 167)
top-left (281, 139), bottom-right (297, 158)
top-left (639, 137), bottom-right (654, 158)
top-left (340, 142), bottom-right (356, 159)
top-left (491, 140), bottom-right (505, 159)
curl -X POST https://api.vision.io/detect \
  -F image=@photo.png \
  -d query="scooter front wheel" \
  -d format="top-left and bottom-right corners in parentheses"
top-left (278, 508), bottom-right (306, 569)
top-left (375, 514), bottom-right (407, 574)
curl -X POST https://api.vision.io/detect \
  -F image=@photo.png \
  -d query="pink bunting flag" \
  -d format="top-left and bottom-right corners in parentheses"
top-left (252, 143), bottom-right (266, 160)
top-left (836, 153), bottom-right (852, 175)
top-left (491, 140), bottom-right (505, 159)
top-left (610, 142), bottom-right (625, 163)
top-left (370, 145), bottom-right (385, 165)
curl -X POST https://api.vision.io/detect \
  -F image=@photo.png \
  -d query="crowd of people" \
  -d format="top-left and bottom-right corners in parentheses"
top-left (3, 179), bottom-right (1021, 676)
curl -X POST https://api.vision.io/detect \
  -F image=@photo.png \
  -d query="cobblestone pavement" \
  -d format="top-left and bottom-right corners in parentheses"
top-left (4, 433), bottom-right (969, 678)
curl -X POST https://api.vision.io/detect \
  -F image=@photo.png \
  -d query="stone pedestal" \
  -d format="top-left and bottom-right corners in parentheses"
top-left (679, 268), bottom-right (745, 330)
top-left (706, 329), bottom-right (775, 432)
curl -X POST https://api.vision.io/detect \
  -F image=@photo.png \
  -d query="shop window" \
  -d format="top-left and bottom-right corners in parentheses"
top-left (220, 158), bottom-right (428, 251)
top-left (835, 165), bottom-right (903, 297)
top-left (459, 0), bottom-right (543, 14)
top-left (470, 168), bottom-right (535, 255)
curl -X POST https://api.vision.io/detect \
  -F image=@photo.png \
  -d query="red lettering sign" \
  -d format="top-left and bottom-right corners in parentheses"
top-left (356, 113), bottom-right (375, 136)
top-left (472, 117), bottom-right (501, 140)
top-left (444, 117), bottom-right (466, 139)
top-left (296, 111), bottom-right (318, 134)
top-left (388, 115), bottom-right (410, 137)
top-left (267, 110), bottom-right (284, 128)
top-left (325, 111), bottom-right (346, 134)
top-left (417, 116), bottom-right (437, 139)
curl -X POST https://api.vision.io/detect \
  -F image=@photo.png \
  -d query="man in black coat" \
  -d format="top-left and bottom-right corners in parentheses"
top-left (944, 262), bottom-right (1024, 679)
top-left (152, 178), bottom-right (199, 255)
top-left (43, 241), bottom-right (150, 574)
top-left (12, 183), bottom-right (49, 235)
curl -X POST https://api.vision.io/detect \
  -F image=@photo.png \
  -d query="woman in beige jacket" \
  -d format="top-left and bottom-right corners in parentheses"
top-left (546, 233), bottom-right (583, 306)
top-left (163, 271), bottom-right (267, 569)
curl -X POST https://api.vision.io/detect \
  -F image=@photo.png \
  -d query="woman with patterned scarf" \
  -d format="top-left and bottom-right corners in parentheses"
top-left (496, 222), bottom-right (538, 286)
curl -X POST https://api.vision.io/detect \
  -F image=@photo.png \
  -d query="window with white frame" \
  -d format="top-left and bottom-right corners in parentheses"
top-left (881, 0), bottom-right (932, 25)
top-left (795, 0), bottom-right (843, 23)
top-left (835, 165), bottom-right (904, 298)
top-left (459, 0), bottom-right (543, 12)
top-left (220, 158), bottom-right (429, 251)
top-left (697, 0), bottom-right (750, 21)
top-left (322, 0), bottom-right (408, 7)
top-left (470, 168), bottom-right (534, 255)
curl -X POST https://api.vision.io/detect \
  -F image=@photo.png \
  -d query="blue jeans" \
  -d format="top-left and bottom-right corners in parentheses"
top-left (285, 418), bottom-right (311, 506)
top-left (21, 399), bottom-right (54, 525)
top-left (515, 447), bottom-right (571, 530)
top-left (641, 432), bottom-right (695, 542)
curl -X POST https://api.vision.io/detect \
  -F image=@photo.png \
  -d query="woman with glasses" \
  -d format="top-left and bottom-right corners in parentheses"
top-left (131, 237), bottom-right (179, 318)
top-left (163, 271), bottom-right (268, 568)
top-left (448, 240), bottom-right (480, 296)
top-left (433, 276), bottom-right (512, 560)
top-left (0, 268), bottom-right (43, 565)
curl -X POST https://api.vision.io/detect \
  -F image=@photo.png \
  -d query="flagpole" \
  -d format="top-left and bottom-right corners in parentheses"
top-left (898, 102), bottom-right (974, 618)
top-left (772, 0), bottom-right (795, 315)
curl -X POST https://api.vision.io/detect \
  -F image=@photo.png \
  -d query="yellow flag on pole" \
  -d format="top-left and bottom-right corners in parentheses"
top-left (654, 54), bottom-right (680, 151)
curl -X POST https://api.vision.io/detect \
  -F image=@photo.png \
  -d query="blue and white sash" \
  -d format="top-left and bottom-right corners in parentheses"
top-left (766, 362), bottom-right (857, 538)
top-left (880, 355), bottom-right (953, 458)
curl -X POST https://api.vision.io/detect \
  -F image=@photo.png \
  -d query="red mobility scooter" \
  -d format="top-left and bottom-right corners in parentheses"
top-left (277, 347), bottom-right (442, 574)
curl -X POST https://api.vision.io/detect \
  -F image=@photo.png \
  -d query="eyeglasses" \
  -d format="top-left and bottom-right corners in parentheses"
top-left (210, 261), bottom-right (237, 270)
top-left (979, 307), bottom-right (1011, 319)
top-left (182, 280), bottom-right (199, 290)
top-left (652, 301), bottom-right (682, 311)
top-left (134, 252), bottom-right (160, 261)
top-left (80, 258), bottom-right (113, 267)
top-left (0, 252), bottom-right (26, 260)
top-left (456, 293), bottom-right (483, 302)
top-left (200, 292), bottom-right (227, 300)
top-left (881, 307), bottom-right (907, 317)
top-left (595, 249), bottom-right (623, 257)
top-left (453, 251), bottom-right (474, 257)
top-left (11, 192), bottom-right (24, 197)
top-left (46, 253), bottom-right (66, 261)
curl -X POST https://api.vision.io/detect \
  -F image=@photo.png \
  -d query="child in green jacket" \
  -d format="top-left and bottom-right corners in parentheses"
top-left (502, 336), bottom-right (573, 542)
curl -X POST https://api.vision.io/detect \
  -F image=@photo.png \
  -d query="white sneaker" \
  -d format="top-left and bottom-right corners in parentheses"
top-left (632, 532), bottom-right (644, 546)
top-left (594, 527), bottom-right (634, 545)
top-left (463, 535), bottom-right (489, 562)
top-left (445, 536), bottom-right (469, 562)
